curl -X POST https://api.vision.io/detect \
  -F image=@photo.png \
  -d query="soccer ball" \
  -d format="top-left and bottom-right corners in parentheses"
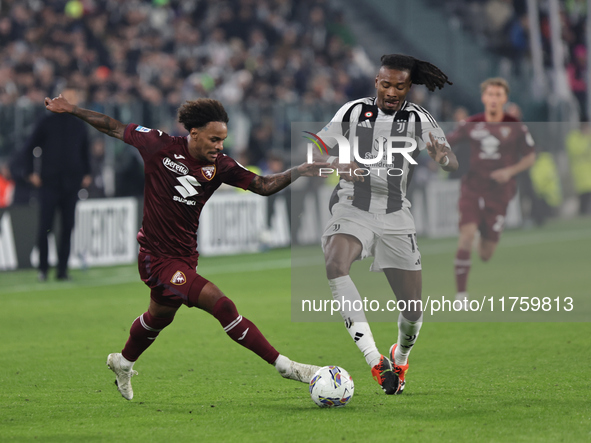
top-left (309, 365), bottom-right (354, 408)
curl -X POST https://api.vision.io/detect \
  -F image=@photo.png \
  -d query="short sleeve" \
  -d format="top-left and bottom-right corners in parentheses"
top-left (416, 113), bottom-right (450, 151)
top-left (124, 123), bottom-right (175, 161)
top-left (217, 154), bottom-right (257, 189)
top-left (317, 101), bottom-right (363, 151)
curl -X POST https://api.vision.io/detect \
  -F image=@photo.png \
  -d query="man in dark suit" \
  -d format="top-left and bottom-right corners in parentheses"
top-left (22, 88), bottom-right (91, 281)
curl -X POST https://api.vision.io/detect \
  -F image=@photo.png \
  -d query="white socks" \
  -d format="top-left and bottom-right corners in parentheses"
top-left (328, 276), bottom-right (382, 368)
top-left (120, 354), bottom-right (135, 371)
top-left (273, 354), bottom-right (290, 373)
top-left (394, 312), bottom-right (423, 366)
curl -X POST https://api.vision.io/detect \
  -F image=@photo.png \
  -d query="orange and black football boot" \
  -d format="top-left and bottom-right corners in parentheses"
top-left (371, 355), bottom-right (399, 395)
top-left (389, 344), bottom-right (410, 395)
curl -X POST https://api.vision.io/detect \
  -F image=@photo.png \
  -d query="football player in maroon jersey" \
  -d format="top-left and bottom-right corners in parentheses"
top-left (44, 94), bottom-right (327, 400)
top-left (446, 78), bottom-right (536, 304)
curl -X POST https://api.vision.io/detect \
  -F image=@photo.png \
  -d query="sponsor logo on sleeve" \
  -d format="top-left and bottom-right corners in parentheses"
top-left (170, 271), bottom-right (187, 285)
top-left (135, 126), bottom-right (151, 132)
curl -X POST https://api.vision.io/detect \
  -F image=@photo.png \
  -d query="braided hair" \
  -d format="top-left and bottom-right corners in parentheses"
top-left (380, 54), bottom-right (452, 92)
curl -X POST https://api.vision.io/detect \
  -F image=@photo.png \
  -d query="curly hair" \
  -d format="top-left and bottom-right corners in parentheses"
top-left (380, 54), bottom-right (452, 92)
top-left (177, 98), bottom-right (229, 131)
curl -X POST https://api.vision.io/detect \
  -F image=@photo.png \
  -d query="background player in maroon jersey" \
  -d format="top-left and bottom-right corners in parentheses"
top-left (44, 94), bottom-right (327, 401)
top-left (446, 78), bottom-right (536, 304)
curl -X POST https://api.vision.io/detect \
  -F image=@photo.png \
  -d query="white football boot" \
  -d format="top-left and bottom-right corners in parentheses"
top-left (274, 355), bottom-right (321, 383)
top-left (106, 353), bottom-right (138, 400)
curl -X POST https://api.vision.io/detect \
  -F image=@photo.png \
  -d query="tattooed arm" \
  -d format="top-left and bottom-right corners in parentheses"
top-left (44, 94), bottom-right (126, 140)
top-left (248, 168), bottom-right (297, 196)
top-left (248, 162), bottom-right (330, 196)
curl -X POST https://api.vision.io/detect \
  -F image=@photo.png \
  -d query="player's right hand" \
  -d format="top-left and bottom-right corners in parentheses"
top-left (296, 161), bottom-right (331, 177)
top-left (44, 94), bottom-right (74, 114)
top-left (334, 161), bottom-right (364, 183)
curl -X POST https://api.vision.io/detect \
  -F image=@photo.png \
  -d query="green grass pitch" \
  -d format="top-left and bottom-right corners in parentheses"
top-left (1, 218), bottom-right (590, 442)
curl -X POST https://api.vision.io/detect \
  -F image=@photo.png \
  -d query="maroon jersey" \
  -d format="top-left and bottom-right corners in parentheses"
top-left (447, 113), bottom-right (535, 202)
top-left (124, 124), bottom-right (256, 258)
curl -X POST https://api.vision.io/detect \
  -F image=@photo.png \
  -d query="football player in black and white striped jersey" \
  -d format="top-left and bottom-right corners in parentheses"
top-left (316, 54), bottom-right (458, 395)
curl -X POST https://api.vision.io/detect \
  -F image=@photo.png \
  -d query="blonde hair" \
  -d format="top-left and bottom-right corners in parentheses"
top-left (480, 77), bottom-right (510, 95)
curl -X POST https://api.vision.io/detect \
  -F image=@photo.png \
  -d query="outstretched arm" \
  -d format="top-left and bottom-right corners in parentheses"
top-left (427, 132), bottom-right (459, 172)
top-left (248, 162), bottom-right (329, 196)
top-left (44, 94), bottom-right (126, 140)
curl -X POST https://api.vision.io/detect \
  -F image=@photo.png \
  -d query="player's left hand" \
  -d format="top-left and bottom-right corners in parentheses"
top-left (426, 132), bottom-right (448, 164)
top-left (296, 162), bottom-right (331, 177)
top-left (44, 94), bottom-right (74, 114)
top-left (490, 168), bottom-right (512, 184)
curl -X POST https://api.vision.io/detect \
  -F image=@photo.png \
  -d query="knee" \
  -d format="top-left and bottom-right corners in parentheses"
top-left (212, 296), bottom-right (239, 320)
top-left (143, 311), bottom-right (175, 330)
top-left (325, 258), bottom-right (350, 280)
top-left (216, 296), bottom-right (236, 313)
top-left (402, 309), bottom-right (423, 322)
top-left (401, 295), bottom-right (423, 321)
top-left (458, 234), bottom-right (474, 251)
top-left (478, 244), bottom-right (495, 262)
top-left (479, 251), bottom-right (493, 262)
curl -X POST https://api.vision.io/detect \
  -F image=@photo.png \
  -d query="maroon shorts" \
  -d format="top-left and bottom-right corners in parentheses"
top-left (458, 188), bottom-right (509, 243)
top-left (138, 251), bottom-right (210, 308)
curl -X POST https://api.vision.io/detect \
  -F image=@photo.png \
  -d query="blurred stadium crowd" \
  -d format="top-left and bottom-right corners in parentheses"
top-left (435, 0), bottom-right (587, 117)
top-left (0, 0), bottom-right (380, 194)
top-left (0, 0), bottom-right (372, 109)
top-left (0, 0), bottom-right (590, 218)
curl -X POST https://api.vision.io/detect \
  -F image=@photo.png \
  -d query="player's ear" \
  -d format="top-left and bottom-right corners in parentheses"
top-left (190, 128), bottom-right (200, 140)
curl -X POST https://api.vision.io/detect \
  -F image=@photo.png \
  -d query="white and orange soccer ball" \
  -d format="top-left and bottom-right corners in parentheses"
top-left (309, 365), bottom-right (354, 408)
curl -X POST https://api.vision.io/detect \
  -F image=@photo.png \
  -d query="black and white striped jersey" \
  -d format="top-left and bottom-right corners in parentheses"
top-left (321, 97), bottom-right (449, 214)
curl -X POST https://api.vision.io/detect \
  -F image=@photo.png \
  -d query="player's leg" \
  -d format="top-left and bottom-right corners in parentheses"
top-left (121, 297), bottom-right (178, 364)
top-left (324, 233), bottom-right (397, 394)
top-left (455, 222), bottom-right (478, 302)
top-left (371, 226), bottom-right (422, 395)
top-left (324, 233), bottom-right (378, 364)
top-left (195, 281), bottom-right (279, 363)
top-left (384, 268), bottom-right (422, 395)
top-left (55, 190), bottom-right (77, 280)
top-left (193, 280), bottom-right (320, 383)
top-left (107, 252), bottom-right (184, 400)
top-left (478, 238), bottom-right (498, 262)
top-left (107, 297), bottom-right (178, 400)
top-left (478, 208), bottom-right (505, 262)
top-left (36, 186), bottom-right (58, 281)
top-left (455, 188), bottom-right (483, 302)
top-left (324, 234), bottom-right (382, 369)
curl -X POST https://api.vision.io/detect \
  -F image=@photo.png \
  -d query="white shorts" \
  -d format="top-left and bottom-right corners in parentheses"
top-left (321, 203), bottom-right (422, 272)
